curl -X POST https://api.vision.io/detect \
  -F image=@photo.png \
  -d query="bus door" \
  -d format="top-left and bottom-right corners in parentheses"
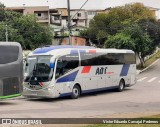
top-left (55, 53), bottom-right (79, 93)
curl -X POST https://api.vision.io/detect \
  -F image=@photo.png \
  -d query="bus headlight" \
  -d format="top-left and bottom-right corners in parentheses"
top-left (23, 87), bottom-right (27, 90)
top-left (46, 86), bottom-right (54, 91)
top-left (47, 88), bottom-right (52, 91)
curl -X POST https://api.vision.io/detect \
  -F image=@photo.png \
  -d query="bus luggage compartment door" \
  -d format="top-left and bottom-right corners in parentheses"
top-left (82, 76), bottom-right (97, 91)
top-left (106, 75), bottom-right (113, 88)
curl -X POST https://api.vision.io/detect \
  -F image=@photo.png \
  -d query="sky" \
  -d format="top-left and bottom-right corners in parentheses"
top-left (0, 0), bottom-right (160, 10)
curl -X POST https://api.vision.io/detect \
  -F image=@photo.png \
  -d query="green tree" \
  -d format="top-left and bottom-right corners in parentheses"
top-left (105, 24), bottom-right (153, 67)
top-left (83, 3), bottom-right (156, 46)
top-left (107, 3), bottom-right (155, 26)
top-left (5, 10), bottom-right (22, 23)
top-left (0, 22), bottom-right (24, 46)
top-left (0, 2), bottom-right (5, 22)
top-left (0, 4), bottom-right (53, 50)
top-left (139, 20), bottom-right (160, 47)
top-left (88, 13), bottom-right (108, 44)
top-left (105, 33), bottom-right (135, 50)
top-left (14, 14), bottom-right (52, 49)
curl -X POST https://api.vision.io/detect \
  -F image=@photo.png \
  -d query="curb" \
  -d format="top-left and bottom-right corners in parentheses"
top-left (138, 59), bottom-right (160, 74)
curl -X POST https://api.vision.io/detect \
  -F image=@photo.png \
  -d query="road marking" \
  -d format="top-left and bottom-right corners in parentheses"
top-left (147, 77), bottom-right (157, 82)
top-left (137, 77), bottom-right (147, 82)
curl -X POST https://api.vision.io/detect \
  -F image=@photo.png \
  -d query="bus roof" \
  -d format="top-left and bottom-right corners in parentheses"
top-left (0, 42), bottom-right (21, 47)
top-left (33, 45), bottom-right (96, 54)
top-left (31, 45), bottom-right (134, 55)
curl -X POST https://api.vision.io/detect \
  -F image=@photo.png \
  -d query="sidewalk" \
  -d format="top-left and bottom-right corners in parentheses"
top-left (136, 59), bottom-right (160, 75)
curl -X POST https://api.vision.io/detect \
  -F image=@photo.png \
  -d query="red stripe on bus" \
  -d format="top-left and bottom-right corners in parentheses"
top-left (106, 72), bottom-right (114, 74)
top-left (89, 50), bottom-right (96, 53)
top-left (39, 82), bottom-right (44, 87)
top-left (82, 66), bottom-right (91, 73)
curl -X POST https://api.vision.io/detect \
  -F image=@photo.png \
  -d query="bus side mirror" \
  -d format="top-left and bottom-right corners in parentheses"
top-left (50, 63), bottom-right (55, 68)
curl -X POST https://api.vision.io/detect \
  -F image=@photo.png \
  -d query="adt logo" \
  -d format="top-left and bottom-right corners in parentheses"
top-left (95, 67), bottom-right (107, 75)
top-left (2, 119), bottom-right (12, 124)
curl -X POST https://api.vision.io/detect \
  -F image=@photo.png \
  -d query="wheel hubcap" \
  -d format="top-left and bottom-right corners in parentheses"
top-left (73, 88), bottom-right (79, 96)
top-left (120, 82), bottom-right (124, 90)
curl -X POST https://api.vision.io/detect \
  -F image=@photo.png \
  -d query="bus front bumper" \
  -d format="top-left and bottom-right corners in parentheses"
top-left (22, 87), bottom-right (59, 99)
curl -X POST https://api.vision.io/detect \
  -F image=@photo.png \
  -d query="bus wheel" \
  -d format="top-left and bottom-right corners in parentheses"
top-left (118, 79), bottom-right (125, 92)
top-left (71, 85), bottom-right (81, 99)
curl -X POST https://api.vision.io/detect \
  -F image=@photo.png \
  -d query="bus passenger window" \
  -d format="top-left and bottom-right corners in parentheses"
top-left (56, 54), bottom-right (79, 79)
top-left (80, 52), bottom-right (97, 66)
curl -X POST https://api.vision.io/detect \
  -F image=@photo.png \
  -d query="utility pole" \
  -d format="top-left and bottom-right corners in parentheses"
top-left (5, 24), bottom-right (8, 42)
top-left (67, 0), bottom-right (71, 45)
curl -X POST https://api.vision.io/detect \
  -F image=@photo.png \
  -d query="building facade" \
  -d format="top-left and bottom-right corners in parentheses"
top-left (7, 6), bottom-right (50, 25)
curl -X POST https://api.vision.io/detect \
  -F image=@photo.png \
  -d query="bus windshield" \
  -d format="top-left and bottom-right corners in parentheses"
top-left (24, 56), bottom-right (53, 82)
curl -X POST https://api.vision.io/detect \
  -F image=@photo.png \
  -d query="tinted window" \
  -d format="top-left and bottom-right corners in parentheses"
top-left (110, 53), bottom-right (124, 64)
top-left (0, 46), bottom-right (19, 64)
top-left (97, 53), bottom-right (135, 65)
top-left (124, 53), bottom-right (136, 64)
top-left (97, 53), bottom-right (114, 65)
top-left (96, 53), bottom-right (124, 65)
top-left (80, 52), bottom-right (98, 66)
top-left (56, 54), bottom-right (79, 78)
top-left (80, 52), bottom-right (135, 66)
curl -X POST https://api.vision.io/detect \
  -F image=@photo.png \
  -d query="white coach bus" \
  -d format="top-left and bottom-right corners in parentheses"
top-left (23, 45), bottom-right (136, 99)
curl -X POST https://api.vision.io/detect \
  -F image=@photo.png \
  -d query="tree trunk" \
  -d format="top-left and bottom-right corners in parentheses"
top-left (138, 53), bottom-right (145, 68)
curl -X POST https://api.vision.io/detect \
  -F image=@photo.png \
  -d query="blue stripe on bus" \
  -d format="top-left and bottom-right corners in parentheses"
top-left (59, 86), bottom-right (120, 97)
top-left (120, 64), bottom-right (130, 76)
top-left (79, 50), bottom-right (86, 53)
top-left (50, 62), bottom-right (55, 68)
top-left (59, 92), bottom-right (72, 97)
top-left (56, 70), bottom-right (79, 83)
top-left (33, 45), bottom-right (95, 54)
top-left (70, 50), bottom-right (78, 54)
top-left (82, 86), bottom-right (118, 94)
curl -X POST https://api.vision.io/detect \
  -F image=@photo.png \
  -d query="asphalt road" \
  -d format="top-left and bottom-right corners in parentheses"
top-left (0, 60), bottom-right (160, 118)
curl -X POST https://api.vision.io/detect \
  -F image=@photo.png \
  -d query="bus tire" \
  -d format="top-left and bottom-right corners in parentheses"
top-left (117, 79), bottom-right (125, 92)
top-left (71, 85), bottom-right (81, 99)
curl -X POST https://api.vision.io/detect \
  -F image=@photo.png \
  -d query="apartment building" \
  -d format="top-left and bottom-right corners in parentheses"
top-left (7, 6), bottom-right (50, 25)
top-left (50, 8), bottom-right (68, 26)
top-left (70, 9), bottom-right (88, 27)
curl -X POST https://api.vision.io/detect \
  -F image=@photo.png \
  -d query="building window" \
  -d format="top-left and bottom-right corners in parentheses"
top-left (77, 13), bottom-right (81, 17)
top-left (54, 16), bottom-right (59, 20)
top-left (37, 13), bottom-right (41, 17)
top-left (88, 11), bottom-right (96, 15)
